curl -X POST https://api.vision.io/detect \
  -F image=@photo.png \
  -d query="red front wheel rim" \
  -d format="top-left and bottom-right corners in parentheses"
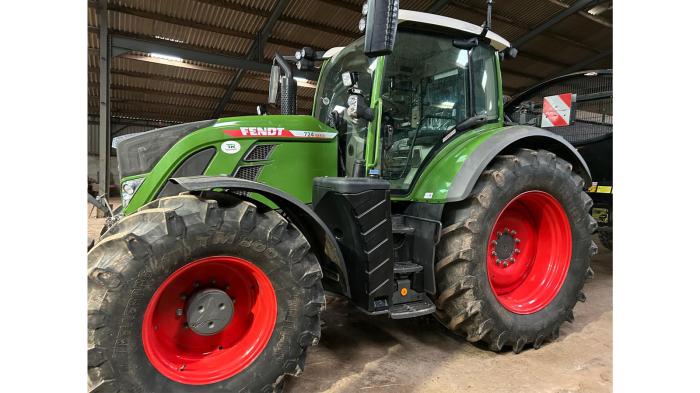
top-left (487, 191), bottom-right (572, 314)
top-left (142, 256), bottom-right (277, 385)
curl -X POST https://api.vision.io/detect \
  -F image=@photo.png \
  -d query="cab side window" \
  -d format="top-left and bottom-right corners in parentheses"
top-left (471, 45), bottom-right (499, 120)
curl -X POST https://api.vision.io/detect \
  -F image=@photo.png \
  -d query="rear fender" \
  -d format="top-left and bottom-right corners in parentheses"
top-left (171, 176), bottom-right (350, 297)
top-left (446, 126), bottom-right (591, 202)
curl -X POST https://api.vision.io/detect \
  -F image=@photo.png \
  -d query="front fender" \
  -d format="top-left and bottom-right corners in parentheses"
top-left (446, 125), bottom-right (592, 202)
top-left (171, 176), bottom-right (350, 297)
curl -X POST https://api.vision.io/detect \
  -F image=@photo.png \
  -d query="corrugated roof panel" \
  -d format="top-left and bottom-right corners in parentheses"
top-left (399, 0), bottom-right (435, 11)
top-left (114, 57), bottom-right (233, 84)
top-left (110, 12), bottom-right (253, 54)
top-left (86, 0), bottom-right (611, 125)
top-left (548, 13), bottom-right (612, 49)
top-left (116, 0), bottom-right (270, 34)
top-left (272, 21), bottom-right (356, 51)
top-left (497, 0), bottom-right (563, 28)
top-left (443, 3), bottom-right (522, 41)
top-left (524, 35), bottom-right (597, 66)
top-left (283, 0), bottom-right (360, 40)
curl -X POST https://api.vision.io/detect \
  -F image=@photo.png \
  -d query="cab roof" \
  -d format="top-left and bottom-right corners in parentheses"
top-left (322, 9), bottom-right (512, 59)
top-left (398, 10), bottom-right (511, 51)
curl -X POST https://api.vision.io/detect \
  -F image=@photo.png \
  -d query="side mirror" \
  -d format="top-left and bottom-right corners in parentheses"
top-left (268, 65), bottom-right (280, 105)
top-left (256, 105), bottom-right (268, 115)
top-left (362, 0), bottom-right (399, 58)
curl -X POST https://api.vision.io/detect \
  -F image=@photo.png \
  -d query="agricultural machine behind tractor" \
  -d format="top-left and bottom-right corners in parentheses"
top-left (504, 70), bottom-right (612, 249)
top-left (88, 1), bottom-right (598, 392)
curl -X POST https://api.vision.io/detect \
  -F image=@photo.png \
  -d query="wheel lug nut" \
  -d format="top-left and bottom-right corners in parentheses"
top-left (176, 308), bottom-right (183, 316)
top-left (503, 262), bottom-right (509, 267)
top-left (510, 230), bottom-right (517, 236)
top-left (180, 294), bottom-right (187, 300)
top-left (496, 259), bottom-right (501, 265)
top-left (491, 250), bottom-right (497, 256)
top-left (514, 248), bottom-right (520, 254)
top-left (509, 257), bottom-right (515, 262)
top-left (503, 227), bottom-right (509, 233)
top-left (515, 238), bottom-right (521, 243)
top-left (491, 240), bottom-right (498, 246)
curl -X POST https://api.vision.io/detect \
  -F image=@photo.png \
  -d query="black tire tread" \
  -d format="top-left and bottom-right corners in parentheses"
top-left (434, 149), bottom-right (596, 353)
top-left (88, 194), bottom-right (324, 393)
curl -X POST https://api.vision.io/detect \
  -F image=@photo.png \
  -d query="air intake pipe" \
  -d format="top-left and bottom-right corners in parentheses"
top-left (273, 53), bottom-right (297, 115)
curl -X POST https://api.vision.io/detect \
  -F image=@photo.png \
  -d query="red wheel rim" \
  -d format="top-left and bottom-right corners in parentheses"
top-left (142, 256), bottom-right (277, 385)
top-left (486, 191), bottom-right (572, 314)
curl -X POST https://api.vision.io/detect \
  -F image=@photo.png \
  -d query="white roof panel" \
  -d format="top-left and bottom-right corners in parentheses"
top-left (398, 9), bottom-right (511, 51)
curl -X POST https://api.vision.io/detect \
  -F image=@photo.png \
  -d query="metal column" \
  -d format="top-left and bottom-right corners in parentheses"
top-left (98, 0), bottom-right (111, 197)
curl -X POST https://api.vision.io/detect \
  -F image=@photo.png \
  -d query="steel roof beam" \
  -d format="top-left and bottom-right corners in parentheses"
top-left (110, 35), bottom-right (318, 81)
top-left (511, 0), bottom-right (599, 49)
top-left (545, 0), bottom-right (612, 28)
top-left (213, 0), bottom-right (291, 117)
top-left (97, 0), bottom-right (111, 198)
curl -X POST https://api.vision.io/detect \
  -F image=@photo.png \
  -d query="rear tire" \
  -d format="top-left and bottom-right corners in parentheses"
top-left (88, 194), bottom-right (325, 392)
top-left (434, 148), bottom-right (597, 353)
top-left (598, 227), bottom-right (612, 250)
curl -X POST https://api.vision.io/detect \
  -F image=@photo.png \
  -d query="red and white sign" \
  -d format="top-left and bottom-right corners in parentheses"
top-left (541, 93), bottom-right (576, 127)
top-left (223, 127), bottom-right (337, 139)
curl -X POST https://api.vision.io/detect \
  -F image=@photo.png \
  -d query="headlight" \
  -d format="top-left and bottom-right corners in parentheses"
top-left (359, 17), bottom-right (366, 32)
top-left (362, 1), bottom-right (368, 15)
top-left (121, 178), bottom-right (145, 208)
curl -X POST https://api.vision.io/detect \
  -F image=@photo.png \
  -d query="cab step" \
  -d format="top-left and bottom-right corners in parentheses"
top-left (393, 261), bottom-right (423, 274)
top-left (391, 215), bottom-right (415, 235)
top-left (389, 298), bottom-right (436, 319)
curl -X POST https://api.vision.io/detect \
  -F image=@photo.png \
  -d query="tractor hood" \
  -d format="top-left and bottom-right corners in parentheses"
top-left (115, 115), bottom-right (337, 180)
top-left (115, 119), bottom-right (217, 179)
top-left (116, 115), bottom-right (339, 214)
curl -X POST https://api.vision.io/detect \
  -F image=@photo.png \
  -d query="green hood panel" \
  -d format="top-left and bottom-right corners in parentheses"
top-left (121, 115), bottom-right (338, 215)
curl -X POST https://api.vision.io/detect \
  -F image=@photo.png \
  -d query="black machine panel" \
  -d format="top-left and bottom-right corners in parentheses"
top-left (313, 177), bottom-right (394, 313)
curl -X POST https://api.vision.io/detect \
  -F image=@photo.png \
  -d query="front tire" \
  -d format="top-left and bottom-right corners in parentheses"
top-left (88, 194), bottom-right (325, 392)
top-left (434, 148), bottom-right (597, 353)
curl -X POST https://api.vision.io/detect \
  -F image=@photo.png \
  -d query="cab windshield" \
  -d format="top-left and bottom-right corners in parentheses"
top-left (314, 29), bottom-right (499, 184)
top-left (380, 30), bottom-right (499, 191)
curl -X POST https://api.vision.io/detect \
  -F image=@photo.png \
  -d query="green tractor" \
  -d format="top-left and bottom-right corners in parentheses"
top-left (88, 1), bottom-right (597, 392)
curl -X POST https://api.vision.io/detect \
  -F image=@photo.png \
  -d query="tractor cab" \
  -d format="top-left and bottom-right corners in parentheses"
top-left (300, 9), bottom-right (511, 193)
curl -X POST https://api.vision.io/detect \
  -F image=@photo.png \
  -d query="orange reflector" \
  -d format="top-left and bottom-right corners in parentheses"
top-left (400, 288), bottom-right (408, 296)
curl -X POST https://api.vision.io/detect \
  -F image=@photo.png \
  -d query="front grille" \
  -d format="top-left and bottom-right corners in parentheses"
top-left (233, 165), bottom-right (263, 181)
top-left (244, 144), bottom-right (275, 161)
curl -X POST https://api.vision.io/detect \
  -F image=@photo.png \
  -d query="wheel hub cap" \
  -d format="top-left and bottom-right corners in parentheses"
top-left (186, 288), bottom-right (234, 336)
top-left (492, 229), bottom-right (521, 267)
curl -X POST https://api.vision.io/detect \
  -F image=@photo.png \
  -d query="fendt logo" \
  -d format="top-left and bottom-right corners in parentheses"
top-left (222, 127), bottom-right (337, 139)
top-left (239, 127), bottom-right (285, 136)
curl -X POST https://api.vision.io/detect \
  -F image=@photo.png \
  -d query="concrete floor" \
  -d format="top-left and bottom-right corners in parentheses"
top-left (88, 209), bottom-right (612, 393)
